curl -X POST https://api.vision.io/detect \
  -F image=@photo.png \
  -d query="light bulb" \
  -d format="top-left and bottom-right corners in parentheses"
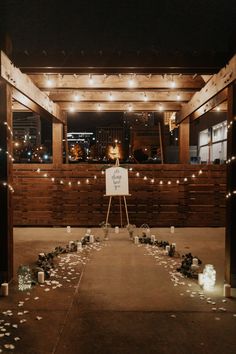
top-left (74, 94), bottom-right (80, 101)
top-left (69, 106), bottom-right (75, 113)
top-left (89, 75), bottom-right (94, 85)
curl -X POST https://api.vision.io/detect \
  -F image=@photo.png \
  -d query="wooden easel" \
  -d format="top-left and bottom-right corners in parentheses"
top-left (105, 158), bottom-right (130, 227)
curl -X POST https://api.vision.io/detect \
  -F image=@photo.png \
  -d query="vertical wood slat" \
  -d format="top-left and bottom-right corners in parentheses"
top-left (0, 81), bottom-right (13, 282)
top-left (225, 83), bottom-right (236, 287)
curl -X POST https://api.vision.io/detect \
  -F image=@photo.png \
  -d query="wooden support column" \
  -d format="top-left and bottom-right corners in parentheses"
top-left (53, 122), bottom-right (63, 166)
top-left (0, 81), bottom-right (13, 282)
top-left (225, 82), bottom-right (236, 287)
top-left (178, 117), bottom-right (190, 164)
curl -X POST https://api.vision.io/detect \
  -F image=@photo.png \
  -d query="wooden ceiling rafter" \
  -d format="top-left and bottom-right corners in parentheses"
top-left (177, 54), bottom-right (236, 123)
top-left (0, 51), bottom-right (64, 123)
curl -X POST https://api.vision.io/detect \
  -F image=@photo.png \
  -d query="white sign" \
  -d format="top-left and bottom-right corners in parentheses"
top-left (105, 166), bottom-right (129, 196)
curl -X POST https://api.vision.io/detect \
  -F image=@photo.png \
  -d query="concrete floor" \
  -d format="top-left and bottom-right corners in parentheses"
top-left (0, 227), bottom-right (236, 354)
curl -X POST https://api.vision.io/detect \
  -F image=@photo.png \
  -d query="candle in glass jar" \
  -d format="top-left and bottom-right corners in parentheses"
top-left (134, 236), bottom-right (139, 244)
top-left (1, 283), bottom-right (9, 296)
top-left (77, 241), bottom-right (82, 251)
top-left (38, 271), bottom-right (45, 284)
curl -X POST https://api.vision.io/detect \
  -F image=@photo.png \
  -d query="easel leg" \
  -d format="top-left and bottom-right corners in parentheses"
top-left (123, 196), bottom-right (130, 226)
top-left (119, 196), bottom-right (123, 227)
top-left (105, 196), bottom-right (112, 226)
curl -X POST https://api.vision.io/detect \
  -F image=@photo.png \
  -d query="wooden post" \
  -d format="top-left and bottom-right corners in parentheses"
top-left (179, 117), bottom-right (190, 164)
top-left (225, 82), bottom-right (236, 287)
top-left (53, 122), bottom-right (63, 166)
top-left (0, 81), bottom-right (13, 282)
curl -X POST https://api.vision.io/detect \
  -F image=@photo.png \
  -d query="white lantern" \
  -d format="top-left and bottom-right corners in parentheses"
top-left (203, 264), bottom-right (216, 291)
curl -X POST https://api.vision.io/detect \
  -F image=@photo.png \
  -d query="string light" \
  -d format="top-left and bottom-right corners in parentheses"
top-left (86, 178), bottom-right (89, 184)
top-left (176, 94), bottom-right (181, 101)
top-left (77, 180), bottom-right (81, 185)
top-left (109, 92), bottom-right (113, 101)
top-left (158, 104), bottom-right (163, 112)
top-left (143, 93), bottom-right (148, 102)
top-left (184, 177), bottom-right (188, 182)
top-left (143, 176), bottom-right (147, 180)
top-left (136, 172), bottom-right (140, 177)
top-left (159, 180), bottom-right (163, 185)
top-left (97, 104), bottom-right (102, 111)
top-left (167, 181), bottom-right (171, 185)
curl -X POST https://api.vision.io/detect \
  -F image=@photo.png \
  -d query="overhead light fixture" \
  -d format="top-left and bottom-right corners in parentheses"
top-left (45, 76), bottom-right (53, 87)
top-left (128, 75), bottom-right (135, 87)
top-left (74, 93), bottom-right (80, 101)
top-left (89, 74), bottom-right (94, 85)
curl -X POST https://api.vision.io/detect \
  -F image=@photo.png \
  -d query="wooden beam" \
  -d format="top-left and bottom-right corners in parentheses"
top-left (58, 101), bottom-right (181, 112)
top-left (0, 81), bottom-right (13, 282)
top-left (29, 73), bottom-right (205, 90)
top-left (225, 83), bottom-right (236, 287)
top-left (189, 88), bottom-right (228, 121)
top-left (12, 88), bottom-right (61, 122)
top-left (177, 54), bottom-right (236, 123)
top-left (178, 117), bottom-right (189, 163)
top-left (0, 51), bottom-right (64, 123)
top-left (48, 90), bottom-right (194, 103)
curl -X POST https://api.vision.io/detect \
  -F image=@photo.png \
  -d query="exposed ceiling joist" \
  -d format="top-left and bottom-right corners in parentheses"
top-left (29, 73), bottom-right (205, 90)
top-left (189, 88), bottom-right (228, 121)
top-left (58, 102), bottom-right (181, 112)
top-left (0, 51), bottom-right (64, 123)
top-left (48, 90), bottom-right (194, 103)
top-left (177, 54), bottom-right (236, 123)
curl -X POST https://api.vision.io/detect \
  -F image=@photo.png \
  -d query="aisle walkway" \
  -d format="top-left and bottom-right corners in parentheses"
top-left (51, 231), bottom-right (236, 354)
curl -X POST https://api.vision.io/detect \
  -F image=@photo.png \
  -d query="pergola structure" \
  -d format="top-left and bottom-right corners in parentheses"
top-left (0, 41), bottom-right (235, 288)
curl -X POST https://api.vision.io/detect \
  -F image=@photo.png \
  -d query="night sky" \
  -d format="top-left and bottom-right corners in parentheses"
top-left (3, 0), bottom-right (236, 55)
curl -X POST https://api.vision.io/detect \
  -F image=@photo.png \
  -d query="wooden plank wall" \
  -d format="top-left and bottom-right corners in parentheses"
top-left (13, 164), bottom-right (226, 227)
